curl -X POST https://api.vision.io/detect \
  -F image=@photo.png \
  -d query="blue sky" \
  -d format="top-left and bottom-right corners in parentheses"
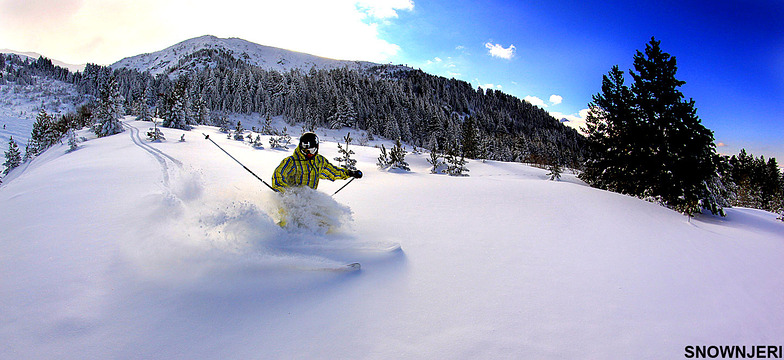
top-left (384, 0), bottom-right (784, 162)
top-left (1, 0), bottom-right (782, 162)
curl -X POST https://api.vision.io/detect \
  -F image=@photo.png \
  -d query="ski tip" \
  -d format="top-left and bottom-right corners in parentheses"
top-left (384, 243), bottom-right (402, 252)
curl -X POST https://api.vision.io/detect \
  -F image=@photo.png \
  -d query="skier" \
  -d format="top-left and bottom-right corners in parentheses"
top-left (271, 132), bottom-right (362, 192)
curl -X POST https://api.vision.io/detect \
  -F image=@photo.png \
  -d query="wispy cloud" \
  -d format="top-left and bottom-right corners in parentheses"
top-left (356, 0), bottom-right (414, 20)
top-left (423, 55), bottom-right (462, 78)
top-left (484, 42), bottom-right (516, 60)
top-left (481, 83), bottom-right (503, 90)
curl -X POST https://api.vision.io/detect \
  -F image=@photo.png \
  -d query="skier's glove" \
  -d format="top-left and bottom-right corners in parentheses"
top-left (348, 169), bottom-right (363, 179)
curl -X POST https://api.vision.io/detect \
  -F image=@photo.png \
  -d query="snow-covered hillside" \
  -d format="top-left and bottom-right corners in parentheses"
top-left (111, 35), bottom-right (384, 76)
top-left (1, 118), bottom-right (782, 359)
top-left (0, 49), bottom-right (86, 73)
top-left (0, 76), bottom-right (81, 148)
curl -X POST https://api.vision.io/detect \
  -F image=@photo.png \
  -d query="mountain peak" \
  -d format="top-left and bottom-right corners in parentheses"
top-left (110, 35), bottom-right (379, 76)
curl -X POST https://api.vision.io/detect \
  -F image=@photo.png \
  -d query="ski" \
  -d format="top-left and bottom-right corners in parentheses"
top-left (292, 262), bottom-right (361, 272)
top-left (288, 242), bottom-right (402, 253)
top-left (317, 262), bottom-right (361, 272)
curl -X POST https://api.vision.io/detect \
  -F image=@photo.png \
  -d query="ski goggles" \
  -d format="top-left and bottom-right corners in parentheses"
top-left (302, 146), bottom-right (318, 155)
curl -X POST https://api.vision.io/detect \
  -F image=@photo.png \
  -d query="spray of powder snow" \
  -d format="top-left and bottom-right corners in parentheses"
top-left (268, 186), bottom-right (354, 236)
top-left (125, 172), bottom-right (356, 282)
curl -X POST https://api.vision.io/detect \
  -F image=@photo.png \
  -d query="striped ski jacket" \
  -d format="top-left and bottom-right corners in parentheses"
top-left (271, 146), bottom-right (350, 192)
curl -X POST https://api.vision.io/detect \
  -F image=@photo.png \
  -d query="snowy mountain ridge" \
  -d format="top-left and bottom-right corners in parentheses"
top-left (0, 49), bottom-right (86, 73)
top-left (110, 35), bottom-right (389, 76)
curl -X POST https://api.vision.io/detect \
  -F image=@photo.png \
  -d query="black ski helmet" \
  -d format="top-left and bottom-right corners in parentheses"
top-left (299, 132), bottom-right (319, 157)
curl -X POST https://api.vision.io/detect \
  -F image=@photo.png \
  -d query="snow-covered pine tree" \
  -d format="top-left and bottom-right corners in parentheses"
top-left (233, 121), bottom-right (245, 141)
top-left (147, 120), bottom-right (165, 141)
top-left (547, 162), bottom-right (562, 181)
top-left (389, 139), bottom-right (410, 171)
top-left (261, 115), bottom-right (274, 135)
top-left (280, 128), bottom-right (292, 146)
top-left (334, 132), bottom-right (357, 170)
top-left (66, 129), bottom-right (79, 152)
top-left (191, 92), bottom-right (210, 125)
top-left (445, 143), bottom-right (469, 176)
top-left (377, 144), bottom-right (391, 169)
top-left (268, 127), bottom-right (291, 149)
top-left (27, 108), bottom-right (57, 157)
top-left (162, 78), bottom-right (191, 130)
top-left (135, 86), bottom-right (153, 122)
top-left (427, 150), bottom-right (444, 174)
top-left (269, 135), bottom-right (281, 149)
top-left (217, 116), bottom-right (231, 133)
top-left (92, 74), bottom-right (124, 137)
top-left (3, 136), bottom-right (22, 176)
top-left (252, 134), bottom-right (264, 149)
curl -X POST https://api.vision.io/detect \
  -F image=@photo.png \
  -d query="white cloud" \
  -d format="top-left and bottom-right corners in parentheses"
top-left (550, 108), bottom-right (591, 134)
top-left (524, 96), bottom-right (547, 108)
top-left (0, 0), bottom-right (414, 65)
top-left (484, 42), bottom-right (516, 60)
top-left (525, 94), bottom-right (567, 111)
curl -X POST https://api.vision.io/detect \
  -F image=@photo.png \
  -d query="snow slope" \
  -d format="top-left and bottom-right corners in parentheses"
top-left (1, 118), bottom-right (783, 359)
top-left (111, 35), bottom-right (381, 76)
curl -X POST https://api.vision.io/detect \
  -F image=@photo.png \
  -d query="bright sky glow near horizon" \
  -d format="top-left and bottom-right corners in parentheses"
top-left (1, 0), bottom-right (783, 163)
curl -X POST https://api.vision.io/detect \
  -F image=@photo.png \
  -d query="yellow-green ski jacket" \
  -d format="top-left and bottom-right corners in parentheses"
top-left (271, 146), bottom-right (350, 192)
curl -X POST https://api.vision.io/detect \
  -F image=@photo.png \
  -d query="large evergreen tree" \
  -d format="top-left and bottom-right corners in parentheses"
top-left (581, 65), bottom-right (639, 194)
top-left (92, 74), bottom-right (124, 137)
top-left (581, 38), bottom-right (720, 215)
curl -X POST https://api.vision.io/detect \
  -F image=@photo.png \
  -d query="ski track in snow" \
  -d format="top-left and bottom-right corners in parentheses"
top-left (123, 121), bottom-right (183, 187)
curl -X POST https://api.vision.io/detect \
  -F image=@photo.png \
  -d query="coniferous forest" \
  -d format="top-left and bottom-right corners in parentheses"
top-left (67, 49), bottom-right (586, 169)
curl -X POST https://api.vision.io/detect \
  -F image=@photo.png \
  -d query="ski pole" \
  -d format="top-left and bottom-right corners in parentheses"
top-left (332, 177), bottom-right (355, 196)
top-left (202, 133), bottom-right (278, 192)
